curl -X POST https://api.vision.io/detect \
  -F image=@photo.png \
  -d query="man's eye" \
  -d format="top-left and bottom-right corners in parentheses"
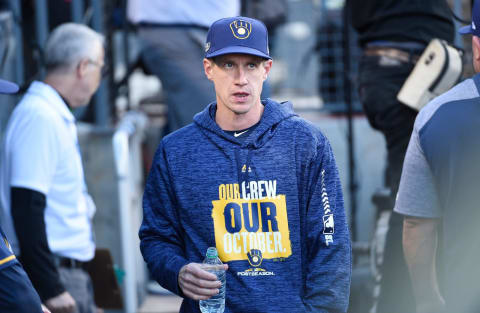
top-left (248, 63), bottom-right (256, 69)
top-left (224, 63), bottom-right (233, 68)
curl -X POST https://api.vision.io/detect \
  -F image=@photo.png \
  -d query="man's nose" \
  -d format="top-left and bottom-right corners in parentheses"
top-left (235, 67), bottom-right (248, 85)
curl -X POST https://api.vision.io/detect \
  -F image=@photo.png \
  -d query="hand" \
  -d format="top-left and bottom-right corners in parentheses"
top-left (178, 262), bottom-right (228, 300)
top-left (45, 291), bottom-right (76, 313)
top-left (41, 304), bottom-right (51, 313)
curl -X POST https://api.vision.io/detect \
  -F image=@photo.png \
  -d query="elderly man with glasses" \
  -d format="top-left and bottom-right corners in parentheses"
top-left (0, 23), bottom-right (104, 313)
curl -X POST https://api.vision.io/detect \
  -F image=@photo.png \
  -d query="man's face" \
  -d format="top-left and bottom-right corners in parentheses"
top-left (87, 43), bottom-right (105, 95)
top-left (204, 54), bottom-right (272, 117)
top-left (73, 41), bottom-right (105, 107)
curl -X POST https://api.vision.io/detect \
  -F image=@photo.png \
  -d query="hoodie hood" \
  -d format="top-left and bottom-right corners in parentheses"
top-left (193, 98), bottom-right (297, 149)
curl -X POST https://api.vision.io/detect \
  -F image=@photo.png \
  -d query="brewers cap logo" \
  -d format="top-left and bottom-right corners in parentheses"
top-left (230, 19), bottom-right (252, 39)
top-left (205, 42), bottom-right (211, 52)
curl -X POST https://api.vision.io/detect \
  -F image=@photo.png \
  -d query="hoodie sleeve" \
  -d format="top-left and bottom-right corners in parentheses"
top-left (139, 143), bottom-right (189, 296)
top-left (303, 138), bottom-right (352, 313)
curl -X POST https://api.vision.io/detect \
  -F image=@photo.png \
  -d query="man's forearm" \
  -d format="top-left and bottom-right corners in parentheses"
top-left (403, 216), bottom-right (445, 312)
top-left (11, 187), bottom-right (65, 301)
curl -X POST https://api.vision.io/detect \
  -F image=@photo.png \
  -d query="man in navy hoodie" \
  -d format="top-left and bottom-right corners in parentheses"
top-left (140, 16), bottom-right (351, 313)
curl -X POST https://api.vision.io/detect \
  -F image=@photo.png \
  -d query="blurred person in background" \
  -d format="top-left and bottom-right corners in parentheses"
top-left (127, 0), bottom-right (240, 134)
top-left (397, 1), bottom-right (480, 312)
top-left (349, 1), bottom-right (455, 312)
top-left (0, 0), bottom-right (17, 137)
top-left (0, 23), bottom-right (104, 313)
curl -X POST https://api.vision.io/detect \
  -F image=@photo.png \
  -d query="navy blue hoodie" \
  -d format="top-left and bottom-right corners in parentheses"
top-left (140, 99), bottom-right (351, 312)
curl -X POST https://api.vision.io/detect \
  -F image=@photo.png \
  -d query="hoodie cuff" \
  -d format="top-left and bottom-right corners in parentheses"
top-left (162, 256), bottom-right (189, 297)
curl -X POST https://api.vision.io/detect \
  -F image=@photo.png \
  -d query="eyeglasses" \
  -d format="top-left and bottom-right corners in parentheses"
top-left (87, 60), bottom-right (109, 77)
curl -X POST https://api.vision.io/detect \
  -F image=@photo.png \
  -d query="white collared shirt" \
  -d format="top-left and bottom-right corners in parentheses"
top-left (0, 81), bottom-right (95, 261)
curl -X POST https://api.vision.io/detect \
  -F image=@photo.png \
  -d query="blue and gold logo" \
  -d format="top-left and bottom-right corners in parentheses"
top-left (247, 249), bottom-right (263, 267)
top-left (230, 19), bottom-right (252, 40)
top-left (238, 248), bottom-right (275, 277)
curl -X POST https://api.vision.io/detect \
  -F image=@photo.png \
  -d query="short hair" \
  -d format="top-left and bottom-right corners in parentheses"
top-left (44, 23), bottom-right (104, 73)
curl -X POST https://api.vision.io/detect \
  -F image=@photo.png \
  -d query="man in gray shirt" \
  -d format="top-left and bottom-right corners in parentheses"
top-left (395, 2), bottom-right (480, 312)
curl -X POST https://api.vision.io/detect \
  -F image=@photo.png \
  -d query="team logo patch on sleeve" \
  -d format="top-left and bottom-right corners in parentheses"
top-left (323, 214), bottom-right (334, 234)
top-left (321, 169), bottom-right (335, 246)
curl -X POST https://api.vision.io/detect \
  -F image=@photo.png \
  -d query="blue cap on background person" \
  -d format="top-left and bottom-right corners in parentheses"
top-left (459, 0), bottom-right (480, 35)
top-left (0, 78), bottom-right (18, 94)
top-left (205, 16), bottom-right (271, 60)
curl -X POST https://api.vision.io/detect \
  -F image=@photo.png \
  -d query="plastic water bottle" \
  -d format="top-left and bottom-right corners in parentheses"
top-left (199, 247), bottom-right (226, 313)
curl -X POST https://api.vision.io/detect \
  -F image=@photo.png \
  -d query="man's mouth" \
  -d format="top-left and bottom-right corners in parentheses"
top-left (233, 92), bottom-right (249, 101)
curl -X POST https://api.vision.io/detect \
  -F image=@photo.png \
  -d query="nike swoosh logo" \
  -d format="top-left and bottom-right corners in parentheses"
top-left (234, 130), bottom-right (248, 137)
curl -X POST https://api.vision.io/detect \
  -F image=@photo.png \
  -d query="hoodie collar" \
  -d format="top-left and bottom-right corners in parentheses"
top-left (194, 98), bottom-right (297, 148)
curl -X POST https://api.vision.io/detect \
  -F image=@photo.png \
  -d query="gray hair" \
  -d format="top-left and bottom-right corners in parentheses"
top-left (45, 23), bottom-right (104, 73)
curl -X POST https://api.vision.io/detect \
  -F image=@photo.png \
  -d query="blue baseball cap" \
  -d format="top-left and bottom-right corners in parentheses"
top-left (0, 79), bottom-right (18, 94)
top-left (459, 0), bottom-right (480, 36)
top-left (205, 16), bottom-right (271, 59)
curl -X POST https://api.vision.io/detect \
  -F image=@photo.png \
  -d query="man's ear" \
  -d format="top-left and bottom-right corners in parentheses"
top-left (471, 36), bottom-right (480, 73)
top-left (76, 58), bottom-right (89, 78)
top-left (473, 36), bottom-right (480, 61)
top-left (204, 58), bottom-right (214, 81)
top-left (263, 59), bottom-right (273, 80)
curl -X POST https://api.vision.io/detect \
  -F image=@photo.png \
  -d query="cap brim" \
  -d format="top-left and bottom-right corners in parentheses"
top-left (206, 46), bottom-right (271, 59)
top-left (0, 79), bottom-right (19, 94)
top-left (459, 24), bottom-right (473, 35)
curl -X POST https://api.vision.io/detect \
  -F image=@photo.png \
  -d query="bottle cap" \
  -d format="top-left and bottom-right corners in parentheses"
top-left (206, 247), bottom-right (218, 258)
